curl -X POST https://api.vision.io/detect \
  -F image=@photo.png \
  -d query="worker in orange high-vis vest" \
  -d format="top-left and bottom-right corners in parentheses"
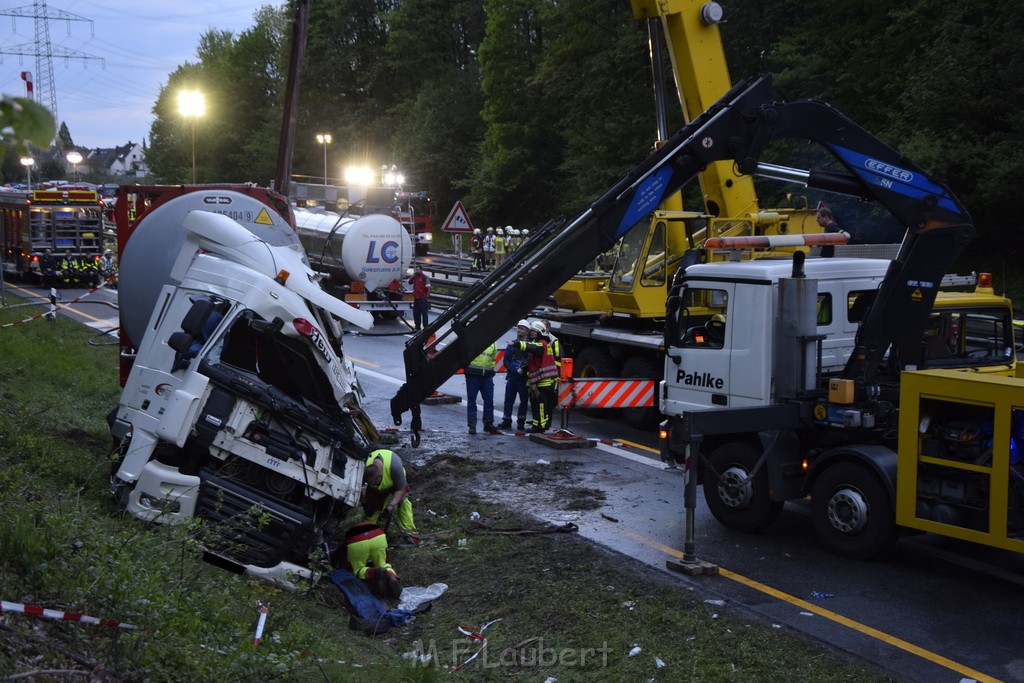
top-left (517, 320), bottom-right (559, 433)
top-left (344, 521), bottom-right (402, 600)
top-left (363, 449), bottom-right (417, 539)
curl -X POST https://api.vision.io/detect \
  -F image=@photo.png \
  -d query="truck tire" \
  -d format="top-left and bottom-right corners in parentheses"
top-left (703, 441), bottom-right (783, 532)
top-left (573, 346), bottom-right (617, 378)
top-left (620, 356), bottom-right (660, 430)
top-left (573, 347), bottom-right (619, 417)
top-left (415, 243), bottom-right (429, 257)
top-left (810, 462), bottom-right (897, 559)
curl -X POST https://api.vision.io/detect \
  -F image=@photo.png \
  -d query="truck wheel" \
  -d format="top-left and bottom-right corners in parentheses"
top-left (810, 462), bottom-right (897, 559)
top-left (573, 347), bottom-right (619, 417)
top-left (415, 243), bottom-right (429, 257)
top-left (703, 441), bottom-right (782, 532)
top-left (620, 356), bottom-right (660, 430)
top-left (574, 346), bottom-right (617, 378)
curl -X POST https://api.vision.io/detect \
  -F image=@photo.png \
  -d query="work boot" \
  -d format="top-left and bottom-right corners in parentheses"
top-left (516, 421), bottom-right (526, 431)
top-left (484, 423), bottom-right (501, 435)
top-left (498, 419), bottom-right (512, 430)
top-left (468, 423), bottom-right (477, 435)
top-left (529, 425), bottom-right (547, 434)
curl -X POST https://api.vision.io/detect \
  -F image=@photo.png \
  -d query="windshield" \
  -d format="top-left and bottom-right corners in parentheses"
top-left (923, 307), bottom-right (1014, 369)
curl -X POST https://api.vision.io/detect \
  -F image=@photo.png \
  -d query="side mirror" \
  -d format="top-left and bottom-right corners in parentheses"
top-left (245, 314), bottom-right (284, 334)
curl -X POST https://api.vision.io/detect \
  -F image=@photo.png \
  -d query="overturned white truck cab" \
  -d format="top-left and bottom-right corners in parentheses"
top-left (109, 190), bottom-right (379, 584)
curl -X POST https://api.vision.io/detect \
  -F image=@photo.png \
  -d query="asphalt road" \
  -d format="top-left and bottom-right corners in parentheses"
top-left (9, 280), bottom-right (1023, 683)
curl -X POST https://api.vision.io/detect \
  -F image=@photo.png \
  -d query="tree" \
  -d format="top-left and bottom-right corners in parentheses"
top-left (38, 157), bottom-right (65, 183)
top-left (57, 122), bottom-right (74, 151)
top-left (384, 0), bottom-right (487, 214)
top-left (536, 0), bottom-right (654, 214)
top-left (146, 7), bottom-right (287, 184)
top-left (466, 0), bottom-right (563, 225)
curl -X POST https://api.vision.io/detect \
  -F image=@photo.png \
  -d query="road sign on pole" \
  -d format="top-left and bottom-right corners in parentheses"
top-left (442, 201), bottom-right (474, 233)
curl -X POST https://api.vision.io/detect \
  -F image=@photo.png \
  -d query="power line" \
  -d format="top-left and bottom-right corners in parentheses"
top-left (0, 1), bottom-right (104, 127)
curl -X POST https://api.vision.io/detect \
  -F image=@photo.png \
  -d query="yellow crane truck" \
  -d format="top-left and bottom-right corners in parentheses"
top-left (548, 1), bottom-right (1012, 432)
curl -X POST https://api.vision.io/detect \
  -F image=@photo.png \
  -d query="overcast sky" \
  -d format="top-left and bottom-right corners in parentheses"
top-left (0, 0), bottom-right (268, 149)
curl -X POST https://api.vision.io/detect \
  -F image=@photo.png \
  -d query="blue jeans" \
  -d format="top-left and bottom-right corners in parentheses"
top-left (465, 373), bottom-right (494, 426)
top-left (413, 298), bottom-right (429, 329)
top-left (503, 373), bottom-right (529, 424)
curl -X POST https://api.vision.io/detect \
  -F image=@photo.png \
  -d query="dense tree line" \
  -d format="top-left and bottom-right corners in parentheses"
top-left (144, 0), bottom-right (1024, 266)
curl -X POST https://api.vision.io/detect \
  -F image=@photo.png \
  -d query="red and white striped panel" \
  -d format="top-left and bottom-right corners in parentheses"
top-left (558, 378), bottom-right (655, 409)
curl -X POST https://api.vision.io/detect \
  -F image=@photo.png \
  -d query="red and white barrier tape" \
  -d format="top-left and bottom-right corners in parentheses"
top-left (1, 277), bottom-right (114, 330)
top-left (452, 618), bottom-right (501, 672)
top-left (1, 599), bottom-right (137, 630)
top-left (253, 602), bottom-right (269, 646)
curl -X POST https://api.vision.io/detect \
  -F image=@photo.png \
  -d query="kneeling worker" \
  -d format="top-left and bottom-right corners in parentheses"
top-left (363, 449), bottom-right (418, 540)
top-left (344, 521), bottom-right (402, 600)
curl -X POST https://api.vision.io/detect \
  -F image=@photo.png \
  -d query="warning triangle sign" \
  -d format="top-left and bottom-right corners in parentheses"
top-left (442, 201), bottom-right (474, 233)
top-left (254, 208), bottom-right (274, 225)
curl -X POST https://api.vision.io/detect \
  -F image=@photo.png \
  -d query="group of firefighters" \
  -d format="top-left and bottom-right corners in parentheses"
top-left (470, 225), bottom-right (529, 271)
top-left (38, 248), bottom-right (117, 289)
top-left (464, 317), bottom-right (562, 435)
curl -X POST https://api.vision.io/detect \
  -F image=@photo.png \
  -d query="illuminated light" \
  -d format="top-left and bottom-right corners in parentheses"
top-left (977, 272), bottom-right (993, 289)
top-left (801, 459), bottom-right (809, 471)
top-left (658, 428), bottom-right (668, 440)
top-left (344, 165), bottom-right (374, 187)
top-left (275, 269), bottom-right (290, 284)
top-left (292, 318), bottom-right (314, 336)
top-left (705, 232), bottom-right (850, 250)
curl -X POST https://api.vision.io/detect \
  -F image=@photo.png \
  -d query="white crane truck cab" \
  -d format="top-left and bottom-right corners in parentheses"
top-left (661, 257), bottom-right (890, 416)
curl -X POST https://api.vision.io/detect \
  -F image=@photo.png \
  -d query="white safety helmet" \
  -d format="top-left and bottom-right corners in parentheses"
top-left (473, 228), bottom-right (481, 235)
top-left (505, 225), bottom-right (513, 232)
top-left (516, 319), bottom-right (530, 330)
top-left (512, 228), bottom-right (520, 236)
top-left (522, 229), bottom-right (529, 236)
top-left (496, 228), bottom-right (504, 235)
top-left (530, 320), bottom-right (547, 336)
top-left (487, 227), bottom-right (494, 233)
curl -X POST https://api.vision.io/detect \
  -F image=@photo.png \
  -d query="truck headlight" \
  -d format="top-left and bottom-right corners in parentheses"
top-left (138, 493), bottom-right (181, 513)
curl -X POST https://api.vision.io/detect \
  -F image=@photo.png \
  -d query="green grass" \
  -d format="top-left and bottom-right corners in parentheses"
top-left (0, 295), bottom-right (896, 681)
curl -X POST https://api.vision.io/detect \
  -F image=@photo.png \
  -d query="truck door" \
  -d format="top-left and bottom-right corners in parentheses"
top-left (662, 281), bottom-right (772, 414)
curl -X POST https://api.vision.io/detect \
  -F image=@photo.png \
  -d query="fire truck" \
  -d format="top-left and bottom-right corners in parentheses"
top-left (0, 187), bottom-right (105, 282)
top-left (355, 186), bottom-right (434, 257)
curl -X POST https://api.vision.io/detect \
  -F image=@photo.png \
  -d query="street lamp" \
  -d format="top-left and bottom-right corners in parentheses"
top-left (66, 150), bottom-right (82, 181)
top-left (19, 156), bottom-right (33, 187)
top-left (316, 133), bottom-right (332, 185)
top-left (177, 90), bottom-right (205, 184)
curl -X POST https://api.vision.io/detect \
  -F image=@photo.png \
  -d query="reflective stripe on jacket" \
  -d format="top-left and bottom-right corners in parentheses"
top-left (523, 339), bottom-right (558, 384)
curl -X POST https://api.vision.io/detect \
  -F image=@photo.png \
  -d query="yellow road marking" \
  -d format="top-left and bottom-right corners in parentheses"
top-left (350, 356), bottom-right (379, 368)
top-left (621, 528), bottom-right (999, 683)
top-left (616, 438), bottom-right (657, 454)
